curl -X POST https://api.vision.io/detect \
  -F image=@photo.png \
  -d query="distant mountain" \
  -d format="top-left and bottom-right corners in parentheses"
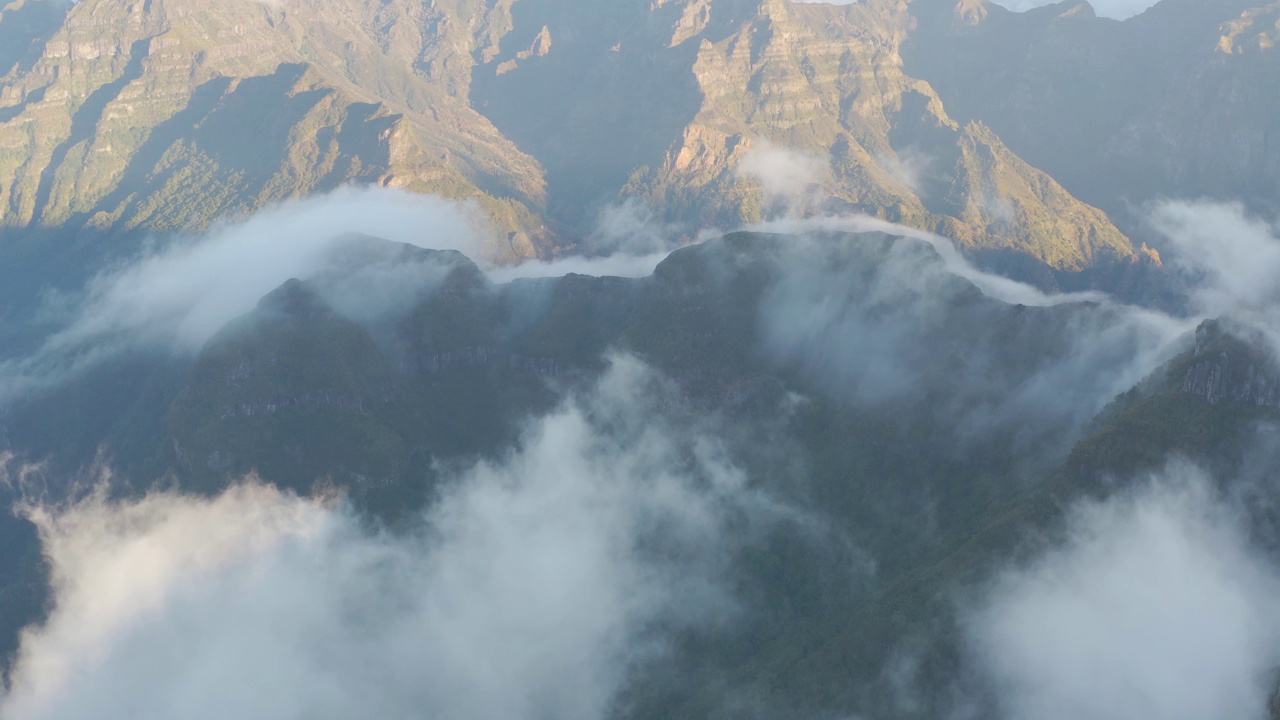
top-left (473, 0), bottom-right (1136, 275)
top-left (0, 0), bottom-right (548, 259)
top-left (905, 0), bottom-right (1280, 236)
top-left (10, 0), bottom-right (1254, 285)
top-left (4, 2), bottom-right (1280, 715)
top-left (5, 0), bottom-right (1277, 285)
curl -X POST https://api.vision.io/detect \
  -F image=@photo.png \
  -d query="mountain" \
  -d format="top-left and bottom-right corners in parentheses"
top-left (0, 230), bottom-right (1225, 704)
top-left (0, 0), bottom-right (548, 259)
top-left (0, 0), bottom-right (1182, 286)
top-left (5, 0), bottom-right (1278, 287)
top-left (473, 0), bottom-right (1136, 274)
top-left (1, 229), bottom-right (1275, 716)
top-left (905, 0), bottom-right (1280, 235)
top-left (4, 1), bottom-right (1280, 716)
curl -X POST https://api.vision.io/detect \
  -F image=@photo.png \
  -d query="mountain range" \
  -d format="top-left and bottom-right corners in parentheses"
top-left (3, 1), bottom-right (1280, 718)
top-left (3, 0), bottom-right (1274, 289)
top-left (3, 229), bottom-right (1279, 717)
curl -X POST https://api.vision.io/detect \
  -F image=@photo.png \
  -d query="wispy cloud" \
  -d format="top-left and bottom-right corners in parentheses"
top-left (1, 357), bottom-right (770, 720)
top-left (967, 464), bottom-right (1280, 720)
top-left (736, 141), bottom-right (832, 219)
top-left (0, 186), bottom-right (687, 406)
top-left (748, 221), bottom-right (1186, 449)
top-left (1149, 199), bottom-right (1280, 356)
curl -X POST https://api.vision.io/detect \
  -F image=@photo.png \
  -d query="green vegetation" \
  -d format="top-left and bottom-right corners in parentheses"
top-left (3, 231), bottom-right (1269, 716)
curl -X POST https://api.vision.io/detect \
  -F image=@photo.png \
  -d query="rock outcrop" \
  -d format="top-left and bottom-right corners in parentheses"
top-left (475, 0), bottom-right (1136, 273)
top-left (904, 0), bottom-right (1280, 232)
top-left (0, 0), bottom-right (546, 259)
top-left (1181, 320), bottom-right (1280, 409)
top-left (0, 0), bottom-right (1147, 279)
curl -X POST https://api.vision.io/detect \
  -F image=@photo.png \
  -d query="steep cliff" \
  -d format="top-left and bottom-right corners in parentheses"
top-left (0, 0), bottom-right (547, 259)
top-left (1180, 319), bottom-right (1280, 409)
top-left (475, 0), bottom-right (1136, 272)
top-left (12, 0), bottom-right (1267, 281)
top-left (904, 0), bottom-right (1280, 229)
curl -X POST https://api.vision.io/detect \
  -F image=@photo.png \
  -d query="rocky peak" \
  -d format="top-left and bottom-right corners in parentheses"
top-left (1218, 1), bottom-right (1280, 54)
top-left (0, 0), bottom-right (546, 257)
top-left (256, 278), bottom-right (337, 322)
top-left (951, 0), bottom-right (990, 25)
top-left (1181, 319), bottom-right (1280, 409)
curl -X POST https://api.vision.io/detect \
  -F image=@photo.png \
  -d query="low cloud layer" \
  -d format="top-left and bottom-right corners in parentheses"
top-left (968, 466), bottom-right (1280, 720)
top-left (1149, 199), bottom-right (1280, 355)
top-left (0, 357), bottom-right (758, 720)
top-left (746, 214), bottom-right (1108, 308)
top-left (0, 186), bottom-right (675, 405)
top-left (737, 141), bottom-right (832, 219)
top-left (0, 187), bottom-right (482, 401)
top-left (24, 185), bottom-right (529, 353)
top-left (745, 216), bottom-right (1189, 448)
top-left (1151, 200), bottom-right (1280, 316)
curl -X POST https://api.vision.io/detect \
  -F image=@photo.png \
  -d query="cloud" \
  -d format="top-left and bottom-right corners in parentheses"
top-left (880, 146), bottom-right (939, 198)
top-left (744, 214), bottom-right (1109, 308)
top-left (0, 357), bottom-right (762, 720)
top-left (967, 465), bottom-right (1280, 720)
top-left (0, 186), bottom-right (684, 406)
top-left (750, 224), bottom-right (1187, 449)
top-left (1149, 199), bottom-right (1280, 355)
top-left (988, 0), bottom-right (1158, 20)
top-left (1150, 200), bottom-right (1280, 316)
top-left (69, 187), bottom-right (483, 352)
top-left (488, 200), bottom-right (677, 283)
top-left (0, 186), bottom-right (487, 401)
top-left (487, 252), bottom-right (671, 282)
top-left (732, 150), bottom-right (1192, 444)
top-left (736, 141), bottom-right (832, 219)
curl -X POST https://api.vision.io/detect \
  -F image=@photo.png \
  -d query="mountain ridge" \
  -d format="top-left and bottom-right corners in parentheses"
top-left (0, 0), bottom-right (1202, 286)
top-left (904, 0), bottom-right (1280, 240)
top-left (1, 229), bottom-right (1272, 718)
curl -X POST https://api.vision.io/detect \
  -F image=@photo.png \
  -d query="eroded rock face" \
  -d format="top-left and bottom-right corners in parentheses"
top-left (473, 0), bottom-right (1134, 273)
top-left (0, 0), bottom-right (546, 258)
top-left (1182, 321), bottom-right (1280, 409)
top-left (904, 0), bottom-right (1280, 228)
top-left (0, 0), bottom-right (1141, 280)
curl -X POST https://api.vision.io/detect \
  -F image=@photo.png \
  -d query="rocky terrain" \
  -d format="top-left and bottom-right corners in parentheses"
top-left (5, 0), bottom-right (1276, 289)
top-left (0, 0), bottom-right (548, 258)
top-left (6, 0), bottom-right (1256, 283)
top-left (906, 0), bottom-right (1280, 235)
top-left (3, 2), bottom-right (1280, 717)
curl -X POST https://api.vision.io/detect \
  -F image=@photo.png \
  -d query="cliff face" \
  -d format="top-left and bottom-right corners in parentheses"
top-left (1181, 320), bottom-right (1280, 409)
top-left (904, 0), bottom-right (1280, 230)
top-left (678, 0), bottom-right (1134, 273)
top-left (474, 0), bottom-right (1135, 272)
top-left (0, 0), bottom-right (547, 259)
top-left (1054, 316), bottom-right (1280, 494)
top-left (0, 0), bottom-right (1146, 276)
